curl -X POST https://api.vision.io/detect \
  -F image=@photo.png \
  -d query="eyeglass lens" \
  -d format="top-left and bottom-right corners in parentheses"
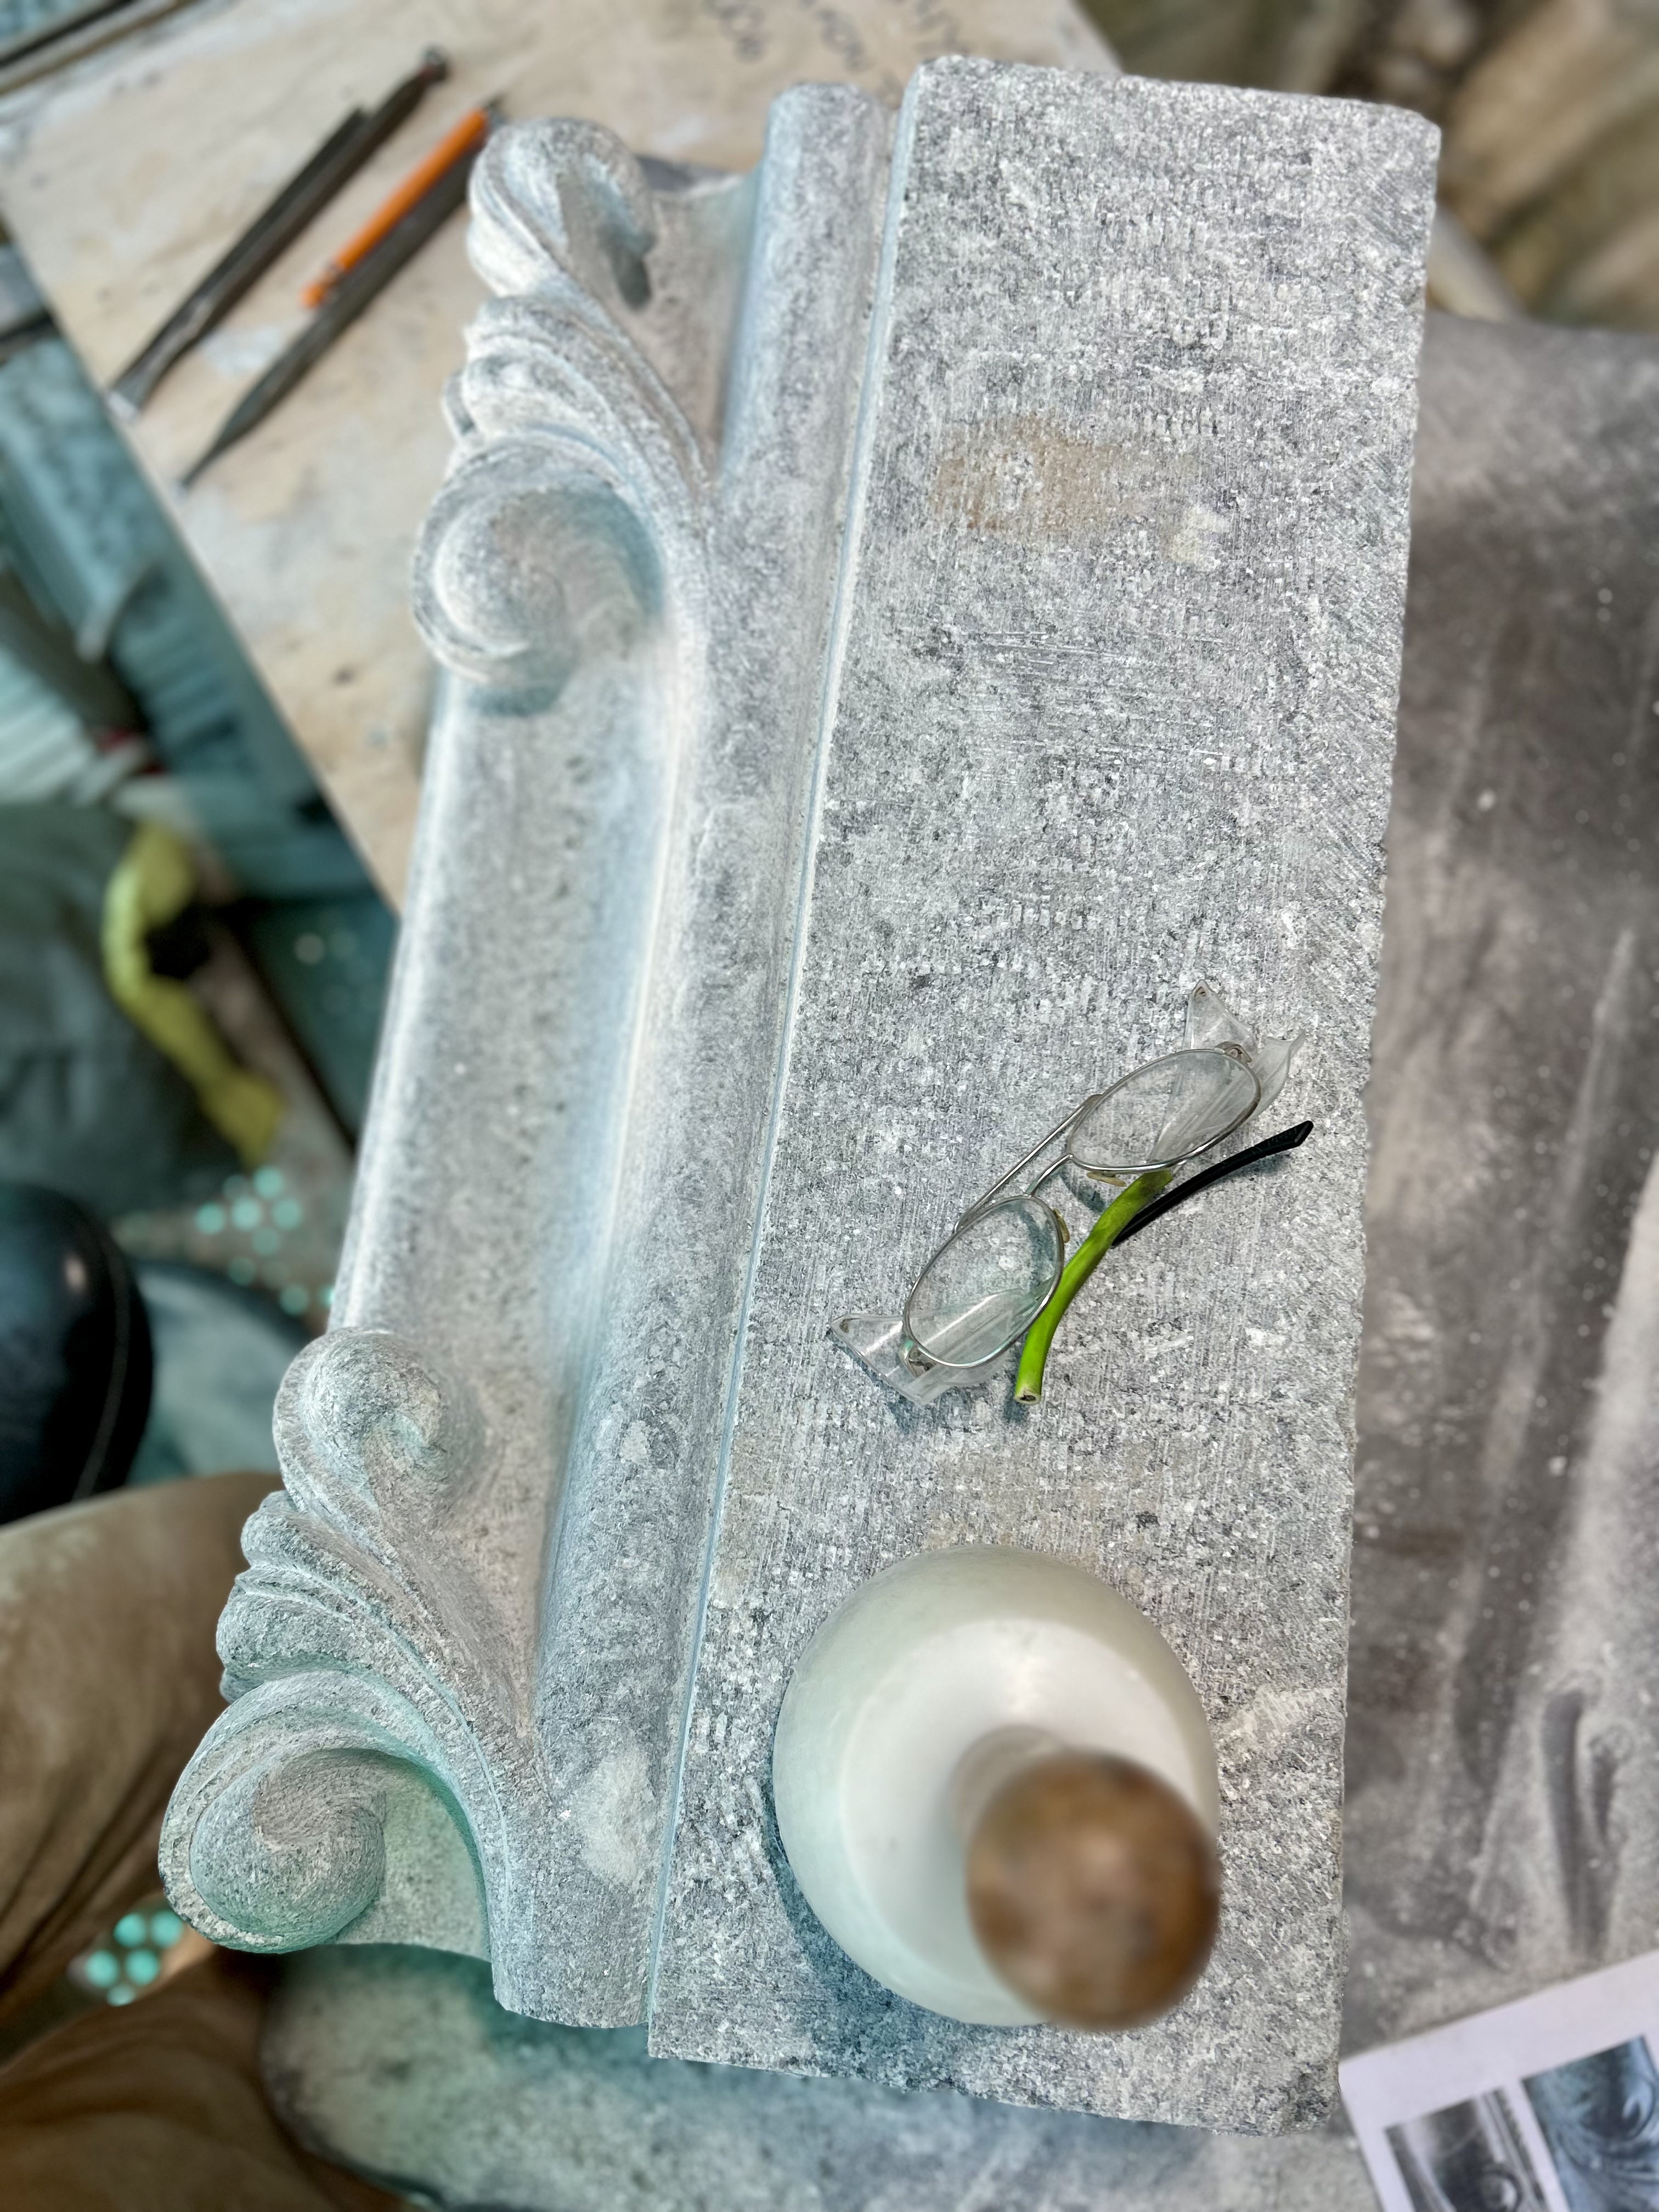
top-left (1068, 1048), bottom-right (1257, 1173)
top-left (905, 1194), bottom-right (1064, 1367)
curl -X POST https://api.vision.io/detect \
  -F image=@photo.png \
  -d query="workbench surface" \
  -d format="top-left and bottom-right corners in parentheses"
top-left (0, 0), bottom-right (1108, 898)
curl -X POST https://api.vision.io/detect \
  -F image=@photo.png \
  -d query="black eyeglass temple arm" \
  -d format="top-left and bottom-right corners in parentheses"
top-left (1111, 1120), bottom-right (1313, 1246)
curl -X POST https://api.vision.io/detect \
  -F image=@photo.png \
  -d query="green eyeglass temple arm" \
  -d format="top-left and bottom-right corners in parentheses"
top-left (1012, 1121), bottom-right (1313, 1404)
top-left (1013, 1172), bottom-right (1169, 1404)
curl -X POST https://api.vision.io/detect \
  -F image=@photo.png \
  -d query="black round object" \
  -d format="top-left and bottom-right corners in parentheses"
top-left (0, 1183), bottom-right (153, 1523)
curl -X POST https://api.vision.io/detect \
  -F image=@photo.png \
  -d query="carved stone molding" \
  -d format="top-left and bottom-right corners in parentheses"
top-left (160, 1330), bottom-right (487, 1941)
top-left (165, 82), bottom-right (894, 2028)
top-left (413, 123), bottom-right (714, 693)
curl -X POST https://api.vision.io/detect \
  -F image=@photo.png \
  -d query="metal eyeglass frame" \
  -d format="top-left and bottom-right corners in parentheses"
top-left (908, 1043), bottom-right (1256, 1347)
top-left (832, 990), bottom-right (1299, 1406)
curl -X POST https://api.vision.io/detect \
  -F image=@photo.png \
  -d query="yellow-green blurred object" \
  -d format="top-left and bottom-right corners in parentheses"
top-left (101, 822), bottom-right (283, 1166)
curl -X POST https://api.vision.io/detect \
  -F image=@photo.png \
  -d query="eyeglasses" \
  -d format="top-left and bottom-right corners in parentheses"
top-left (833, 987), bottom-right (1304, 1406)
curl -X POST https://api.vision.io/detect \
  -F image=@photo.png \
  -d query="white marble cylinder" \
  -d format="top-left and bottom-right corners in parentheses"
top-left (772, 1545), bottom-right (1219, 2024)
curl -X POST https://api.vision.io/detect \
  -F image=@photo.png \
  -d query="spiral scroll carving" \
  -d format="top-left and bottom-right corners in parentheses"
top-left (410, 119), bottom-right (708, 692)
top-left (160, 1329), bottom-right (507, 1957)
top-left (189, 1745), bottom-right (390, 1950)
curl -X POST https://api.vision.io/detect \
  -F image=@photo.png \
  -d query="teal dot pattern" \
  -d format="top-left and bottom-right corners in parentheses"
top-left (73, 1899), bottom-right (195, 2007)
top-left (184, 1166), bottom-right (332, 1322)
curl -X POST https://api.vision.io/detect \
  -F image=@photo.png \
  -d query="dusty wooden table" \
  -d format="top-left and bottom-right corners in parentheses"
top-left (0, 0), bottom-right (1109, 900)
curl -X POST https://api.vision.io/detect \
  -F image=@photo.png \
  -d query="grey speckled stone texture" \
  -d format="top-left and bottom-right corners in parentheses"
top-left (650, 62), bottom-right (1434, 2131)
top-left (262, 308), bottom-right (1659, 2212)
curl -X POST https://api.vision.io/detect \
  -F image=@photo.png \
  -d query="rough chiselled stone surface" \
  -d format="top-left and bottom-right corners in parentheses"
top-left (649, 64), bottom-right (1434, 2129)
top-left (162, 55), bottom-right (1436, 2135)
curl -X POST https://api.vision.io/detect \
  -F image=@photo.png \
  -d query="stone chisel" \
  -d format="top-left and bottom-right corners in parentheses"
top-left (110, 46), bottom-right (449, 417)
top-left (180, 111), bottom-right (491, 488)
top-left (0, 0), bottom-right (148, 72)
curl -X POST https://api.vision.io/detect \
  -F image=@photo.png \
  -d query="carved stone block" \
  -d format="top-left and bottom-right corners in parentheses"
top-left (161, 58), bottom-right (1434, 2132)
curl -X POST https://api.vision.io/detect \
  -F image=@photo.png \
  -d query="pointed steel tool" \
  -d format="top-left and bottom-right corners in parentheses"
top-left (180, 109), bottom-right (491, 488)
top-left (110, 47), bottom-right (448, 417)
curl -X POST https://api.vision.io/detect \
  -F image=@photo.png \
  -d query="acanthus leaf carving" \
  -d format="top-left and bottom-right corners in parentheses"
top-left (162, 1329), bottom-right (516, 1970)
top-left (411, 120), bottom-right (710, 692)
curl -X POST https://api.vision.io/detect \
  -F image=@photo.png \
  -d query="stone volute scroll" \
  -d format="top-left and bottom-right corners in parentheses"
top-left (411, 120), bottom-right (716, 696)
top-left (161, 1330), bottom-right (498, 1963)
top-left (161, 57), bottom-right (1437, 2135)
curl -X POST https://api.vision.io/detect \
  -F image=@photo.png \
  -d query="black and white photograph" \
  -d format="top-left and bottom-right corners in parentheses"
top-left (1389, 2092), bottom-right (1549, 2212)
top-left (1526, 2040), bottom-right (1659, 2212)
top-left (1346, 1958), bottom-right (1659, 2212)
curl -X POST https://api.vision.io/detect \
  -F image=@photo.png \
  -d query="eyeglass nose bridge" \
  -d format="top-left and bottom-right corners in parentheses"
top-left (953, 1105), bottom-right (1079, 1232)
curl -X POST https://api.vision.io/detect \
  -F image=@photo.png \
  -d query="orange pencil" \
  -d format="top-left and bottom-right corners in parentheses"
top-left (301, 101), bottom-right (493, 309)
